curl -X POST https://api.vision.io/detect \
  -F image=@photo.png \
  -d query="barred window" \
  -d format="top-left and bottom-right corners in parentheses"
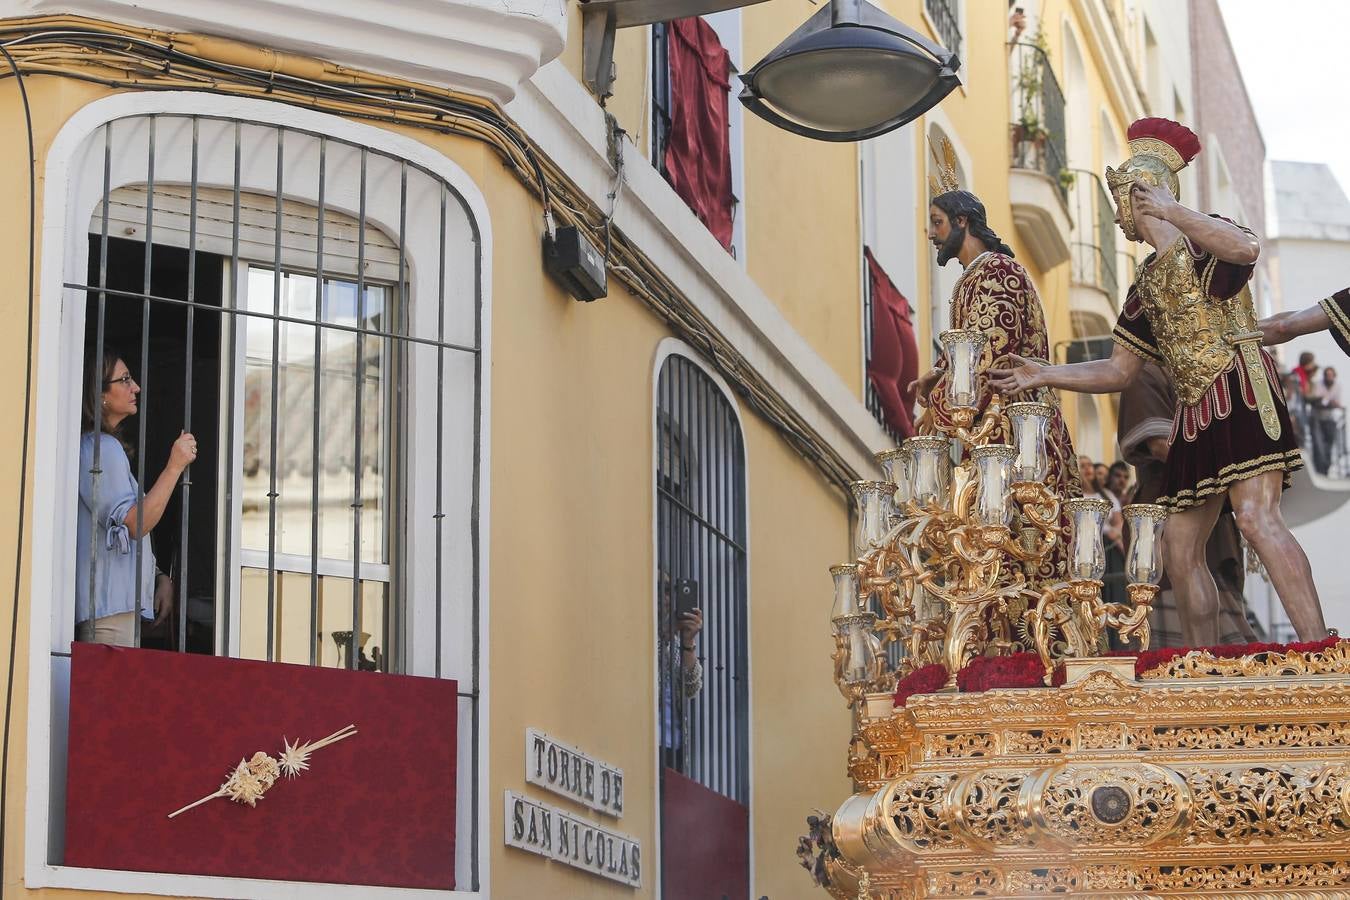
top-left (43, 110), bottom-right (483, 891)
top-left (655, 352), bottom-right (748, 894)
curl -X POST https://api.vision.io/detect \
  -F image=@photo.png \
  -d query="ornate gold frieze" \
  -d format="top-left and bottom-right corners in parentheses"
top-left (820, 664), bottom-right (1350, 899)
top-left (1139, 640), bottom-right (1350, 680)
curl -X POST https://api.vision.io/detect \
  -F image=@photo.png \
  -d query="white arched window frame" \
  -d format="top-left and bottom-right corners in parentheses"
top-left (27, 92), bottom-right (492, 899)
top-left (649, 337), bottom-right (753, 897)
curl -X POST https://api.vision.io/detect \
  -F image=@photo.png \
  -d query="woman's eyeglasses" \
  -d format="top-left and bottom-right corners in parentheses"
top-left (104, 374), bottom-right (136, 387)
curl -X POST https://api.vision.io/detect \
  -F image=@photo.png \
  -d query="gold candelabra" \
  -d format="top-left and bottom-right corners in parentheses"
top-left (830, 328), bottom-right (1169, 703)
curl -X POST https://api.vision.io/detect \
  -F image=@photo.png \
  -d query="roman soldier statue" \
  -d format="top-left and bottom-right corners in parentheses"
top-left (990, 117), bottom-right (1328, 646)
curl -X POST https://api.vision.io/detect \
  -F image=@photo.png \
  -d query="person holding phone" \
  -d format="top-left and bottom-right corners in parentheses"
top-left (76, 350), bottom-right (197, 646)
top-left (659, 575), bottom-right (704, 773)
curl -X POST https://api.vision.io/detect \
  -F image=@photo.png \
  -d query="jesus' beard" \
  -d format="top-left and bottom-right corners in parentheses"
top-left (936, 225), bottom-right (966, 266)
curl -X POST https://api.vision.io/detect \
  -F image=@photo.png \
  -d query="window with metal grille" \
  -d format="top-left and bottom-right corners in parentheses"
top-left (924, 0), bottom-right (963, 60)
top-left (46, 111), bottom-right (483, 890)
top-left (655, 355), bottom-right (748, 797)
top-left (652, 22), bottom-right (674, 176)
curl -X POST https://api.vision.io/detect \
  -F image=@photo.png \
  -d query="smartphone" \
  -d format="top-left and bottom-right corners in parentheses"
top-left (674, 578), bottom-right (700, 620)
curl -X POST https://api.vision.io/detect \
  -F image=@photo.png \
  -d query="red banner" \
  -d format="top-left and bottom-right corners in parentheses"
top-left (65, 644), bottom-right (457, 889)
top-left (661, 767), bottom-right (748, 900)
top-left (865, 247), bottom-right (920, 437)
top-left (664, 17), bottom-right (734, 249)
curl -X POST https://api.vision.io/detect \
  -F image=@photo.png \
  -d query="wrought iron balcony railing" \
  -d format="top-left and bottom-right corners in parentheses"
top-left (1009, 42), bottom-right (1068, 202)
top-left (1068, 169), bottom-right (1119, 303)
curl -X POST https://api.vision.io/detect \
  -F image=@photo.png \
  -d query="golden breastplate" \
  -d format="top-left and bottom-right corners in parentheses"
top-left (1133, 240), bottom-right (1256, 406)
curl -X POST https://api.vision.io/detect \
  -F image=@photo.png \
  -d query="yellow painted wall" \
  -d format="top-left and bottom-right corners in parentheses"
top-left (0, 53), bottom-right (852, 900)
top-left (553, 0), bottom-right (1139, 462)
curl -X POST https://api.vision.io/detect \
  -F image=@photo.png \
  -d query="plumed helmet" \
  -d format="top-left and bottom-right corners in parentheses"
top-left (1105, 117), bottom-right (1201, 240)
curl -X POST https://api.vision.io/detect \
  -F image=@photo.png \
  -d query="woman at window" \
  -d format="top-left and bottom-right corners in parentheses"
top-left (76, 350), bottom-right (196, 646)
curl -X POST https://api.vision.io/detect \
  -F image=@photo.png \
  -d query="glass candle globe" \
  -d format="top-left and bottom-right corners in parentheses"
top-left (876, 447), bottom-right (914, 507)
top-left (970, 444), bottom-right (1017, 528)
top-left (905, 435), bottom-right (952, 507)
top-left (1064, 497), bottom-right (1112, 582)
top-left (850, 480), bottom-right (896, 556)
top-left (1122, 503), bottom-right (1169, 586)
top-left (1006, 401), bottom-right (1052, 483)
top-left (830, 563), bottom-right (862, 629)
top-left (940, 329), bottom-right (988, 409)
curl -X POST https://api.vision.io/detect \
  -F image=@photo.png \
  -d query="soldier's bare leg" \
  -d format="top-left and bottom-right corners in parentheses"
top-left (1162, 493), bottom-right (1226, 646)
top-left (1228, 469), bottom-right (1327, 640)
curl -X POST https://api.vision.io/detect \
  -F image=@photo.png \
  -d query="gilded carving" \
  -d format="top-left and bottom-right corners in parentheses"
top-left (1183, 766), bottom-right (1350, 845)
top-left (825, 670), bottom-right (1350, 898)
top-left (1140, 640), bottom-right (1350, 680)
top-left (1030, 763), bottom-right (1191, 849)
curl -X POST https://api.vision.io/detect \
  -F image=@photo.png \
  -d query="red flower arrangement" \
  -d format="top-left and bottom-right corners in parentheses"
top-left (887, 639), bottom-right (1344, 708)
top-left (892, 664), bottom-right (948, 707)
top-left (956, 652), bottom-right (1065, 692)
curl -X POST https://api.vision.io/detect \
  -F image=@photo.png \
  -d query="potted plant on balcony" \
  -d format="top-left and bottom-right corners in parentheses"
top-left (1010, 29), bottom-right (1051, 170)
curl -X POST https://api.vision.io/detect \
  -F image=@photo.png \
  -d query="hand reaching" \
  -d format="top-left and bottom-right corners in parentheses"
top-left (153, 574), bottom-right (174, 628)
top-left (908, 367), bottom-right (941, 408)
top-left (987, 354), bottom-right (1045, 395)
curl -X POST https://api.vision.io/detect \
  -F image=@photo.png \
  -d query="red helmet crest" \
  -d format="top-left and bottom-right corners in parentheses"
top-left (1125, 117), bottom-right (1201, 170)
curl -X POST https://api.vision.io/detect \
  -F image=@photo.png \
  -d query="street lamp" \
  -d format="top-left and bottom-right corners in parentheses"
top-left (739, 0), bottom-right (961, 142)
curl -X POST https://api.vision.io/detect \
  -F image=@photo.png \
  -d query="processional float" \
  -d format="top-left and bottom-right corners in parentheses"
top-left (807, 328), bottom-right (1350, 899)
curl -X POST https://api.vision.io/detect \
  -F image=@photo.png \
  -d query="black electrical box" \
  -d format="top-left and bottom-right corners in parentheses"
top-left (543, 225), bottom-right (608, 301)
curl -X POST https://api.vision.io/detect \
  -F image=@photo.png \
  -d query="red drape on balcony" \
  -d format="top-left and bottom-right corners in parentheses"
top-left (64, 644), bottom-right (457, 889)
top-left (660, 768), bottom-right (748, 900)
top-left (865, 247), bottom-right (920, 437)
top-left (663, 17), bottom-right (734, 249)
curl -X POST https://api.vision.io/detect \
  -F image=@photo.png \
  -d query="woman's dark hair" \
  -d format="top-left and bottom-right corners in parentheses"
top-left (932, 190), bottom-right (1016, 258)
top-left (81, 349), bottom-right (133, 454)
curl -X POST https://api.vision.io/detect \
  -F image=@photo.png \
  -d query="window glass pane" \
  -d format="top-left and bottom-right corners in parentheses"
top-left (239, 567), bottom-right (391, 669)
top-left (241, 268), bottom-right (390, 565)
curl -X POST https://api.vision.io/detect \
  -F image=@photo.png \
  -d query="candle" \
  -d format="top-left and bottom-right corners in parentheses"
top-left (905, 436), bottom-right (952, 507)
top-left (1064, 497), bottom-right (1112, 582)
top-left (1122, 503), bottom-right (1168, 586)
top-left (970, 444), bottom-right (1017, 527)
top-left (1007, 401), bottom-right (1052, 483)
top-left (940, 329), bottom-right (988, 410)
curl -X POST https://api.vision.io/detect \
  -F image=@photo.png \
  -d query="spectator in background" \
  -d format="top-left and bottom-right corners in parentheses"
top-left (1283, 370), bottom-right (1307, 444)
top-left (1314, 366), bottom-right (1343, 476)
top-left (1106, 461), bottom-right (1131, 505)
top-left (1295, 351), bottom-right (1318, 395)
top-left (1116, 362), bottom-right (1256, 647)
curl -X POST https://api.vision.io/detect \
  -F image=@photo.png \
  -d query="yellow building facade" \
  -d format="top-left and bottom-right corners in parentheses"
top-left (0, 2), bottom-right (1168, 899)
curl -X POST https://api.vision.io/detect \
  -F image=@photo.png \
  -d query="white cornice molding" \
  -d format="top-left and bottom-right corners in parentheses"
top-left (6, 0), bottom-right (567, 104)
top-left (507, 60), bottom-right (890, 479)
top-left (1074, 0), bottom-right (1146, 123)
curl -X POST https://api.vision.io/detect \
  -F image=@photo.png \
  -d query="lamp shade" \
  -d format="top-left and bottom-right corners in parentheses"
top-left (740, 0), bottom-right (960, 142)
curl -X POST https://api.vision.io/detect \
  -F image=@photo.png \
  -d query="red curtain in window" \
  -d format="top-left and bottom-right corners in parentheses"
top-left (664, 17), bottom-right (734, 249)
top-left (865, 248), bottom-right (919, 438)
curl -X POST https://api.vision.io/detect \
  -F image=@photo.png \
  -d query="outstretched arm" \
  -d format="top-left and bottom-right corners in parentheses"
top-left (988, 344), bottom-right (1145, 395)
top-left (1260, 305), bottom-right (1333, 347)
top-left (1131, 182), bottom-right (1260, 265)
